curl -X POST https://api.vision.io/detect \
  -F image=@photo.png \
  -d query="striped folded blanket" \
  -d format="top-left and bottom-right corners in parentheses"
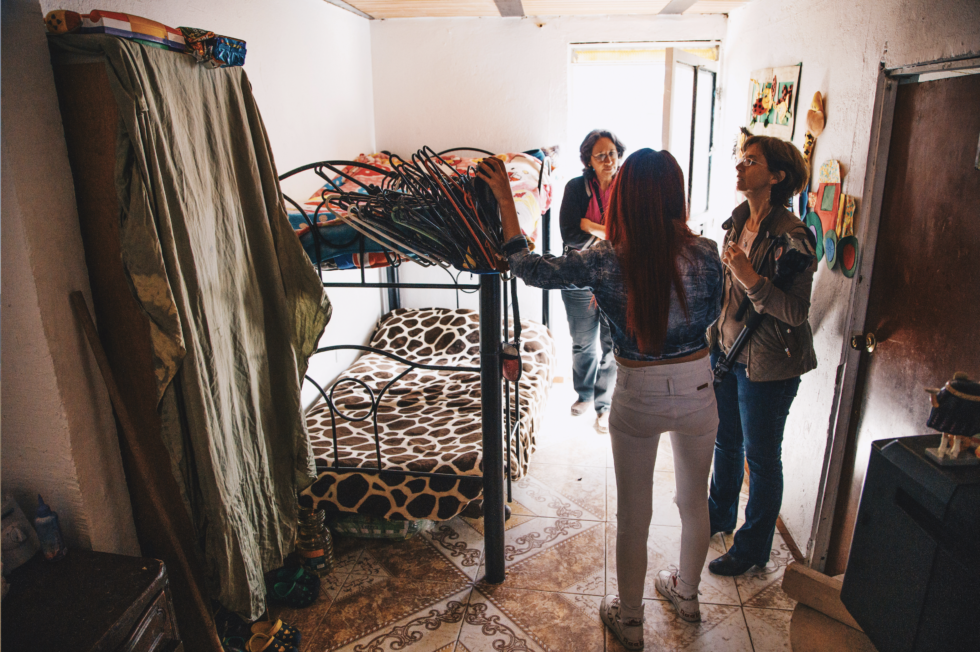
top-left (44, 10), bottom-right (186, 52)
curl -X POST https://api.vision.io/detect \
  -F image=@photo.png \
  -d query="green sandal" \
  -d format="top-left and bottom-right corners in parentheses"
top-left (268, 578), bottom-right (319, 608)
top-left (273, 566), bottom-right (318, 590)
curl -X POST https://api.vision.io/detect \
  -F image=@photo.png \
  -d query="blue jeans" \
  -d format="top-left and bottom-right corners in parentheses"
top-left (708, 350), bottom-right (801, 566)
top-left (561, 288), bottom-right (616, 413)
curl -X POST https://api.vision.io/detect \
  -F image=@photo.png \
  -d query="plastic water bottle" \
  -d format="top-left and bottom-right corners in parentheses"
top-left (34, 495), bottom-right (67, 561)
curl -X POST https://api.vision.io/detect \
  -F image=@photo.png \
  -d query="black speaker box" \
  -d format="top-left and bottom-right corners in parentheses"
top-left (841, 435), bottom-right (980, 652)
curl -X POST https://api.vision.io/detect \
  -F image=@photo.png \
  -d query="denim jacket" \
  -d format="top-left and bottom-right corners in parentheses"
top-left (507, 236), bottom-right (723, 362)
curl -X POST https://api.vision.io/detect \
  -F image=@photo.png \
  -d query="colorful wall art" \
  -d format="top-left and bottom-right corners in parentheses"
top-left (746, 64), bottom-right (802, 140)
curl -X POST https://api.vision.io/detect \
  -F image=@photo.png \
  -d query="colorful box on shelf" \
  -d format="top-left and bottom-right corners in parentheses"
top-left (45, 9), bottom-right (186, 52)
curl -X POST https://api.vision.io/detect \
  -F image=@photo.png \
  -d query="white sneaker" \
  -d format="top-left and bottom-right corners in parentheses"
top-left (599, 595), bottom-right (644, 650)
top-left (570, 400), bottom-right (589, 416)
top-left (655, 570), bottom-right (701, 622)
top-left (595, 411), bottom-right (610, 434)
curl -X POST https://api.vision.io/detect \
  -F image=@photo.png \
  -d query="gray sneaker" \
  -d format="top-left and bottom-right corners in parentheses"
top-left (599, 595), bottom-right (643, 650)
top-left (570, 400), bottom-right (589, 416)
top-left (655, 570), bottom-right (701, 622)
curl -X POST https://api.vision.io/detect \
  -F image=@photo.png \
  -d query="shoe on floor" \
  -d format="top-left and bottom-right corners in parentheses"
top-left (570, 400), bottom-right (589, 416)
top-left (708, 552), bottom-right (756, 577)
top-left (654, 570), bottom-right (701, 622)
top-left (599, 595), bottom-right (644, 650)
top-left (595, 411), bottom-right (609, 434)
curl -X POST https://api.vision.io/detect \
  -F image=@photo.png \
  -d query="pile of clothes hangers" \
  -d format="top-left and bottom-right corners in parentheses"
top-left (323, 147), bottom-right (507, 274)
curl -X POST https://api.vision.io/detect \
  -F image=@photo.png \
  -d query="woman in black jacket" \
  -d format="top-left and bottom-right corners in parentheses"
top-left (559, 129), bottom-right (626, 433)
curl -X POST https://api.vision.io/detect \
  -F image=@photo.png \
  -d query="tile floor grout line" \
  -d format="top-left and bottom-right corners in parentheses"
top-left (302, 550), bottom-right (362, 643)
top-left (741, 605), bottom-right (758, 652)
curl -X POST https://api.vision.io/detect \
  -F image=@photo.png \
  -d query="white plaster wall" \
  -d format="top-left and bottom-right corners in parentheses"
top-left (2, 0), bottom-right (140, 556)
top-left (371, 14), bottom-right (726, 158)
top-left (714, 0), bottom-right (980, 558)
top-left (370, 15), bottom-right (727, 380)
top-left (3, 0), bottom-right (378, 553)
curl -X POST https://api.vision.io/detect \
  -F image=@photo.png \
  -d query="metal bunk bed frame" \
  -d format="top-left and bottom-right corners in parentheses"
top-left (280, 147), bottom-right (552, 584)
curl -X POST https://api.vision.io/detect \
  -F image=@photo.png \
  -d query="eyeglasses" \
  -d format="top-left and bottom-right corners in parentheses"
top-left (592, 151), bottom-right (618, 163)
top-left (735, 156), bottom-right (764, 168)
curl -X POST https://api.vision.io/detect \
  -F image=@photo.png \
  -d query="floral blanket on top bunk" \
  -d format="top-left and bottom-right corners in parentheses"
top-left (298, 307), bottom-right (555, 521)
top-left (286, 151), bottom-right (553, 271)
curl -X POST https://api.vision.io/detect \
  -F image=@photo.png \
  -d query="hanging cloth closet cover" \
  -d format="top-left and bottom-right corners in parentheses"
top-left (48, 35), bottom-right (332, 619)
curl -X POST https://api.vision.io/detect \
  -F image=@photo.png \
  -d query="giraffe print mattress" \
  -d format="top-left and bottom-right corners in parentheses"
top-left (299, 307), bottom-right (555, 521)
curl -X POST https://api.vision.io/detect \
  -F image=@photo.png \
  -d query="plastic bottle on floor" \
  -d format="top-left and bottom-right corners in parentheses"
top-left (34, 495), bottom-right (67, 562)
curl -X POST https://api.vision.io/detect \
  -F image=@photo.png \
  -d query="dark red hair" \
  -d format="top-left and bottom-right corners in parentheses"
top-left (605, 149), bottom-right (695, 354)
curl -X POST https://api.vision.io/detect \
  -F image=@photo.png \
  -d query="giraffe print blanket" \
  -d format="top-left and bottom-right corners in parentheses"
top-left (299, 307), bottom-right (555, 521)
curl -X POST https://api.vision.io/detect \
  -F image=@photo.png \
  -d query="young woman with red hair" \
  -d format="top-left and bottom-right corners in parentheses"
top-left (479, 150), bottom-right (723, 651)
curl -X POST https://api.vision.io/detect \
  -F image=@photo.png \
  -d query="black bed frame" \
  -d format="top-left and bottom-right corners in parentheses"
top-left (280, 148), bottom-right (551, 584)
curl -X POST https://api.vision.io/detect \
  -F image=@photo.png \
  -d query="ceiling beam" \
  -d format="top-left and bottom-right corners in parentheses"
top-left (322, 0), bottom-right (374, 20)
top-left (494, 0), bottom-right (526, 17)
top-left (659, 0), bottom-right (699, 14)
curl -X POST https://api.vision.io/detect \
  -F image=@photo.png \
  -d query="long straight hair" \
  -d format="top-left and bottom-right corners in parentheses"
top-left (605, 149), bottom-right (695, 354)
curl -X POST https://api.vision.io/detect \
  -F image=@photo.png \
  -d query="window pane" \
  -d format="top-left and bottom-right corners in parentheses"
top-left (690, 69), bottom-right (716, 215)
top-left (669, 63), bottom-right (695, 185)
top-left (569, 62), bottom-right (665, 167)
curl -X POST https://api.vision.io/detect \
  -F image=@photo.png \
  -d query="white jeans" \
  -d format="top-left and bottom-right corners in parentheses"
top-left (608, 355), bottom-right (719, 620)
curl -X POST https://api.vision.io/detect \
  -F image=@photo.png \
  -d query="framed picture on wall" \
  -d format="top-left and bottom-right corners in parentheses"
top-left (746, 64), bottom-right (802, 140)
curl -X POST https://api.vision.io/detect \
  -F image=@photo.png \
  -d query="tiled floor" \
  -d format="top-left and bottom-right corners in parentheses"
top-left (273, 383), bottom-right (796, 651)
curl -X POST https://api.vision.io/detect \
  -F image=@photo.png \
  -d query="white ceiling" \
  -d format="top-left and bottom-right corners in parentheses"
top-left (327, 0), bottom-right (750, 19)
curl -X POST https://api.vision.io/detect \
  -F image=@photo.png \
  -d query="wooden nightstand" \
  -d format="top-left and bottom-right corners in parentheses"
top-left (2, 548), bottom-right (182, 651)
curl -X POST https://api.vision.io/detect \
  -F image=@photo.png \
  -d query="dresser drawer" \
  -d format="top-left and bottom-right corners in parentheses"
top-left (120, 587), bottom-right (182, 652)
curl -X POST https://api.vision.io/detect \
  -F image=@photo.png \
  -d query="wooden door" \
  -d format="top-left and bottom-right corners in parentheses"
top-left (824, 73), bottom-right (980, 574)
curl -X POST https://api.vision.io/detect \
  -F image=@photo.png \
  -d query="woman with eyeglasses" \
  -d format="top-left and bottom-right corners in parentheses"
top-left (558, 129), bottom-right (626, 433)
top-left (479, 149), bottom-right (723, 650)
top-left (706, 135), bottom-right (816, 578)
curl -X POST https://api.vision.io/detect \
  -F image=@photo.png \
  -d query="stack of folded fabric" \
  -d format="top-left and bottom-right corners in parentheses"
top-left (178, 27), bottom-right (247, 68)
top-left (43, 10), bottom-right (246, 68)
top-left (44, 9), bottom-right (186, 52)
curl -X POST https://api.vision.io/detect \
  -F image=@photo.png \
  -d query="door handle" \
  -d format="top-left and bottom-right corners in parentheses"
top-left (850, 332), bottom-right (877, 353)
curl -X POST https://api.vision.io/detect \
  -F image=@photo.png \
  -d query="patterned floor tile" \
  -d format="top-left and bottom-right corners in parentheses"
top-left (605, 522), bottom-right (740, 606)
top-left (735, 534), bottom-right (798, 610)
top-left (476, 517), bottom-right (606, 595)
top-left (743, 607), bottom-right (793, 652)
top-left (606, 599), bottom-right (753, 652)
top-left (515, 462), bottom-right (606, 520)
top-left (505, 521), bottom-right (605, 595)
top-left (462, 497), bottom-right (538, 536)
top-left (462, 584), bottom-right (606, 652)
top-left (352, 528), bottom-right (474, 584)
top-left (423, 517), bottom-right (487, 580)
top-left (305, 577), bottom-right (472, 651)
